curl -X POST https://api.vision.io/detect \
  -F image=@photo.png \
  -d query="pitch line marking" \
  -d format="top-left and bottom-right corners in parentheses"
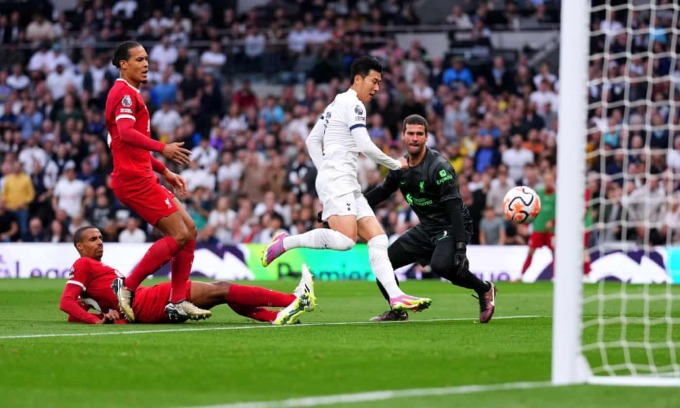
top-left (188, 381), bottom-right (556, 408)
top-left (0, 315), bottom-right (543, 340)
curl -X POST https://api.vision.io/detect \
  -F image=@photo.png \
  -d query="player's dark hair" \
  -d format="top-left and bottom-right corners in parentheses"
top-left (350, 56), bottom-right (382, 82)
top-left (112, 41), bottom-right (142, 68)
top-left (402, 114), bottom-right (429, 134)
top-left (73, 226), bottom-right (99, 248)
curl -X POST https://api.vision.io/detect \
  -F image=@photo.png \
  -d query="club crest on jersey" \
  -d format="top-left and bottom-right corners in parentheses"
top-left (122, 95), bottom-right (132, 107)
top-left (354, 105), bottom-right (363, 115)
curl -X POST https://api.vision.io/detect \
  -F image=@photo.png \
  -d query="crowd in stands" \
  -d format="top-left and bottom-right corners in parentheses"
top-left (0, 0), bottom-right (677, 252)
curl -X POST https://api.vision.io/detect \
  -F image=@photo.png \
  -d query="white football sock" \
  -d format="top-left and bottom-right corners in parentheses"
top-left (283, 229), bottom-right (355, 251)
top-left (368, 234), bottom-right (405, 298)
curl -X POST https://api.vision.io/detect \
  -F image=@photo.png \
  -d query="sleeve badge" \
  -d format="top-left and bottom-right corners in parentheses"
top-left (122, 95), bottom-right (132, 107)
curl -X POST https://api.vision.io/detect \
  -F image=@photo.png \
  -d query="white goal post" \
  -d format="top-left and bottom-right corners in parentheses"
top-left (553, 0), bottom-right (680, 386)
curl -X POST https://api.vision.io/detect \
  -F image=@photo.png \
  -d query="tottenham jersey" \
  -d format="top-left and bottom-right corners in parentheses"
top-left (307, 89), bottom-right (400, 196)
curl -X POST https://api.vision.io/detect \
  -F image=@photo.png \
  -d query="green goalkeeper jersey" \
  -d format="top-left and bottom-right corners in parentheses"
top-left (532, 187), bottom-right (556, 232)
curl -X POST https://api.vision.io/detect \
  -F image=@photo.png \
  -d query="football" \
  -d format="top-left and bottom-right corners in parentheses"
top-left (503, 186), bottom-right (541, 224)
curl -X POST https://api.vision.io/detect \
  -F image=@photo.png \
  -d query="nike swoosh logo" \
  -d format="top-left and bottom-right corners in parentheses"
top-left (400, 181), bottom-right (407, 185)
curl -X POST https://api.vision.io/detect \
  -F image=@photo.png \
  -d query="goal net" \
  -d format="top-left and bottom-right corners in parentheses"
top-left (553, 0), bottom-right (680, 386)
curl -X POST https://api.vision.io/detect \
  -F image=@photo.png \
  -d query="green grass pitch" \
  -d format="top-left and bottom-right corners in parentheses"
top-left (1, 279), bottom-right (678, 407)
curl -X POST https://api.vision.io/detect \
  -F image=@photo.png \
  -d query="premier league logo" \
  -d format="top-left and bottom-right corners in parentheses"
top-left (354, 105), bottom-right (363, 115)
top-left (122, 95), bottom-right (132, 107)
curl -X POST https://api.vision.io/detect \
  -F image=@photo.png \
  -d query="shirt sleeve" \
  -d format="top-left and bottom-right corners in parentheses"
top-left (365, 169), bottom-right (400, 207)
top-left (59, 280), bottom-right (101, 324)
top-left (433, 161), bottom-right (468, 242)
top-left (112, 91), bottom-right (165, 152)
top-left (346, 101), bottom-right (401, 170)
top-left (305, 115), bottom-right (325, 169)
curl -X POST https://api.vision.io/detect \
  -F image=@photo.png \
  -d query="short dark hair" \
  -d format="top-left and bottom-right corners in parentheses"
top-left (402, 114), bottom-right (429, 134)
top-left (73, 226), bottom-right (98, 248)
top-left (112, 41), bottom-right (142, 68)
top-left (350, 56), bottom-right (382, 82)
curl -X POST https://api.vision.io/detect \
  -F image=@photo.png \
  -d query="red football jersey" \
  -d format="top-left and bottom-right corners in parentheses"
top-left (105, 78), bottom-right (154, 187)
top-left (66, 257), bottom-right (123, 314)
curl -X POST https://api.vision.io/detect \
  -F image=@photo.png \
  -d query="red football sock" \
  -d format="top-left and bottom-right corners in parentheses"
top-left (227, 284), bottom-right (296, 308)
top-left (228, 304), bottom-right (278, 323)
top-left (583, 261), bottom-right (591, 275)
top-left (125, 236), bottom-right (180, 291)
top-left (170, 239), bottom-right (196, 303)
top-left (521, 255), bottom-right (533, 275)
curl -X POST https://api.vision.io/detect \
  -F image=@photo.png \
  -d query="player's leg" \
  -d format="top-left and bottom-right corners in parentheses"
top-left (261, 191), bottom-right (358, 266)
top-left (159, 197), bottom-right (212, 320)
top-left (430, 236), bottom-right (496, 323)
top-left (189, 281), bottom-right (295, 309)
top-left (356, 196), bottom-right (431, 312)
top-left (112, 182), bottom-right (187, 321)
top-left (370, 234), bottom-right (430, 322)
top-left (521, 232), bottom-right (542, 276)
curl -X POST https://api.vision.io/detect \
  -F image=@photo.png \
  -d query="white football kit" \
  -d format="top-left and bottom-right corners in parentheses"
top-left (306, 89), bottom-right (401, 220)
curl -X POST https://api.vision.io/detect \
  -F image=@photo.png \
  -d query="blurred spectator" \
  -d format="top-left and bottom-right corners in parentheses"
top-left (443, 57), bottom-right (473, 89)
top-left (0, 197), bottom-right (18, 241)
top-left (502, 134), bottom-right (535, 182)
top-left (25, 13), bottom-right (54, 46)
top-left (2, 161), bottom-right (34, 234)
top-left (118, 216), bottom-right (146, 243)
top-left (20, 216), bottom-right (46, 242)
top-left (479, 207), bottom-right (506, 245)
top-left (52, 160), bottom-right (86, 218)
top-left (151, 101), bottom-right (182, 142)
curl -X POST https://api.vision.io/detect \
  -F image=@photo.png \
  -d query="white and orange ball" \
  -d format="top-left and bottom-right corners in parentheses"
top-left (503, 186), bottom-right (541, 224)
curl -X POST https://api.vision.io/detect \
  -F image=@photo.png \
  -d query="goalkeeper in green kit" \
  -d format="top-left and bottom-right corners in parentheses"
top-left (364, 114), bottom-right (497, 323)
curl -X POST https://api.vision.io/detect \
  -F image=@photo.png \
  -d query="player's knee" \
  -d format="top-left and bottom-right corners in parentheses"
top-left (336, 232), bottom-right (356, 250)
top-left (429, 257), bottom-right (453, 279)
top-left (367, 234), bottom-right (388, 250)
top-left (213, 281), bottom-right (231, 294)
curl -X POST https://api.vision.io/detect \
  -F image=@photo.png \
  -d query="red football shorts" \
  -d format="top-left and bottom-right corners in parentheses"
top-left (113, 179), bottom-right (178, 225)
top-left (528, 231), bottom-right (554, 250)
top-left (133, 281), bottom-right (193, 323)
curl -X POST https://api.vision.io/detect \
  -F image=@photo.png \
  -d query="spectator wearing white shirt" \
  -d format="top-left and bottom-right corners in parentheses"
top-left (308, 19), bottom-right (333, 45)
top-left (151, 102), bottom-right (182, 141)
top-left (243, 25), bottom-right (266, 71)
top-left (7, 64), bottom-right (29, 91)
top-left (27, 43), bottom-right (51, 73)
top-left (287, 21), bottom-right (308, 54)
top-left (147, 9), bottom-right (172, 37)
top-left (18, 134), bottom-right (48, 174)
top-left (45, 44), bottom-right (73, 73)
top-left (191, 137), bottom-right (219, 169)
top-left (180, 159), bottom-right (215, 193)
top-left (217, 151), bottom-right (243, 193)
top-left (502, 134), bottom-right (535, 182)
top-left (486, 164), bottom-right (516, 217)
top-left (52, 161), bottom-right (86, 218)
top-left (149, 36), bottom-right (178, 73)
top-left (600, 9), bottom-right (624, 38)
top-left (118, 217), bottom-right (147, 243)
top-left (111, 0), bottom-right (138, 20)
top-left (25, 13), bottom-right (54, 46)
top-left (529, 79), bottom-right (559, 116)
top-left (200, 41), bottom-right (227, 73)
top-left (667, 135), bottom-right (680, 173)
top-left (532, 62), bottom-right (558, 90)
top-left (208, 195), bottom-right (237, 244)
top-left (45, 63), bottom-right (76, 101)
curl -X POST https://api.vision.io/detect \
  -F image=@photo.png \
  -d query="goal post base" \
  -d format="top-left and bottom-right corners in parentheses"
top-left (587, 376), bottom-right (680, 387)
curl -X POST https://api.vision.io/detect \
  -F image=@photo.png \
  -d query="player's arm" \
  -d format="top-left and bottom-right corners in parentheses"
top-left (434, 163), bottom-right (468, 244)
top-left (59, 282), bottom-right (104, 324)
top-left (365, 169), bottom-right (400, 207)
top-left (305, 115), bottom-right (325, 169)
top-left (347, 102), bottom-right (403, 170)
top-left (112, 93), bottom-right (190, 165)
